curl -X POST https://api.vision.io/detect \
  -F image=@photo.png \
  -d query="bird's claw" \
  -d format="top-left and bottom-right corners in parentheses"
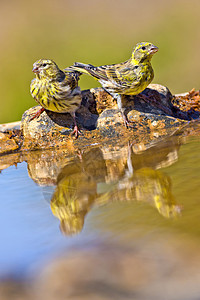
top-left (30, 107), bottom-right (45, 121)
top-left (121, 112), bottom-right (135, 128)
top-left (125, 120), bottom-right (135, 128)
top-left (71, 125), bottom-right (81, 139)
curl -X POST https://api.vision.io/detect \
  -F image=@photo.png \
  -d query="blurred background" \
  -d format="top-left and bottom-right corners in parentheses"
top-left (0, 0), bottom-right (200, 123)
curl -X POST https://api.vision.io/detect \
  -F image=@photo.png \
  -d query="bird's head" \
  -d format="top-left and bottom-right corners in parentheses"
top-left (131, 42), bottom-right (158, 63)
top-left (32, 59), bottom-right (61, 79)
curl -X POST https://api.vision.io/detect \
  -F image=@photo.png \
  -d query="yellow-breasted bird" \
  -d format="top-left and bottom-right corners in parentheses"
top-left (71, 42), bottom-right (158, 127)
top-left (30, 59), bottom-right (82, 138)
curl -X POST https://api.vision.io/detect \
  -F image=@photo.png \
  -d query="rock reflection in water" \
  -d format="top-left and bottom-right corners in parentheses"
top-left (50, 138), bottom-right (181, 235)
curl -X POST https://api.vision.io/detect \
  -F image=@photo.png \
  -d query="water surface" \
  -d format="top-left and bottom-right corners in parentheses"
top-left (0, 127), bottom-right (200, 299)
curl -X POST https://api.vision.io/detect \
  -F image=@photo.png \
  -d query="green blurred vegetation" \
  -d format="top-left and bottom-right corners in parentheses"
top-left (0, 0), bottom-right (200, 123)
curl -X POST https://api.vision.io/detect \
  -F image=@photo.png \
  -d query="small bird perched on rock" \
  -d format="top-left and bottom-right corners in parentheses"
top-left (30, 59), bottom-right (82, 138)
top-left (71, 42), bottom-right (158, 127)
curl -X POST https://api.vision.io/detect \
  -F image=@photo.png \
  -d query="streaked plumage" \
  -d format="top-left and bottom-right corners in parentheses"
top-left (30, 59), bottom-right (82, 137)
top-left (71, 42), bottom-right (158, 126)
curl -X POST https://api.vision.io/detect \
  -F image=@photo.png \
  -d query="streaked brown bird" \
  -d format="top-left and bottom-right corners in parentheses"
top-left (30, 59), bottom-right (82, 138)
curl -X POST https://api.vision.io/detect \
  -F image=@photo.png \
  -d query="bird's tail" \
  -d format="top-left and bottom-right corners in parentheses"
top-left (70, 62), bottom-right (107, 81)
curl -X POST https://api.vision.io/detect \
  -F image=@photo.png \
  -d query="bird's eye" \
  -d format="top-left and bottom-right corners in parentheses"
top-left (142, 46), bottom-right (146, 50)
top-left (42, 63), bottom-right (47, 67)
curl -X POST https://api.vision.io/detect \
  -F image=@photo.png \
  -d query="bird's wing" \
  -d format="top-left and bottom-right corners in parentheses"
top-left (63, 69), bottom-right (81, 90)
top-left (94, 61), bottom-right (139, 88)
top-left (105, 62), bottom-right (139, 86)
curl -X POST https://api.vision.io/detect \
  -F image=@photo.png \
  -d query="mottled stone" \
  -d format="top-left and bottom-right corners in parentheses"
top-left (97, 109), bottom-right (185, 139)
top-left (20, 85), bottom-right (190, 151)
top-left (20, 90), bottom-right (99, 150)
top-left (90, 87), bottom-right (117, 113)
top-left (172, 88), bottom-right (200, 119)
top-left (0, 132), bottom-right (20, 155)
top-left (2, 85), bottom-right (197, 152)
top-left (90, 84), bottom-right (173, 115)
top-left (0, 121), bottom-right (21, 132)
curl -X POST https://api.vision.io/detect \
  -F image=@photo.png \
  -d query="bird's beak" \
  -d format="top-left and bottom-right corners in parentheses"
top-left (149, 46), bottom-right (159, 54)
top-left (32, 66), bottom-right (40, 73)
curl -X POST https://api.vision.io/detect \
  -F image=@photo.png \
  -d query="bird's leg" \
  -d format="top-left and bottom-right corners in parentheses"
top-left (116, 95), bottom-right (134, 128)
top-left (102, 89), bottom-right (134, 128)
top-left (71, 112), bottom-right (81, 138)
top-left (30, 107), bottom-right (45, 121)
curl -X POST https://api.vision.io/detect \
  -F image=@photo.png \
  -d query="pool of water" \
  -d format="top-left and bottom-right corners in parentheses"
top-left (0, 124), bottom-right (200, 299)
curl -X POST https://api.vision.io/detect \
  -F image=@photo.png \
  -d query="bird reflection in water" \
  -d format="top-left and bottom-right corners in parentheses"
top-left (50, 142), bottom-right (181, 236)
top-left (51, 148), bottom-right (106, 235)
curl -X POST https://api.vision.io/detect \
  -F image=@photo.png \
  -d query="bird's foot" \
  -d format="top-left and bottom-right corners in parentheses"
top-left (121, 111), bottom-right (135, 128)
top-left (30, 107), bottom-right (45, 121)
top-left (124, 119), bottom-right (135, 128)
top-left (71, 125), bottom-right (81, 139)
